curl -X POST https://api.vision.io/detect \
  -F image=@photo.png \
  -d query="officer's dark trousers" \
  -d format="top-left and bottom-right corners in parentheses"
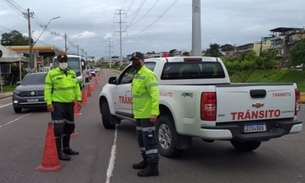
top-left (51, 102), bottom-right (75, 151)
top-left (136, 119), bottom-right (159, 163)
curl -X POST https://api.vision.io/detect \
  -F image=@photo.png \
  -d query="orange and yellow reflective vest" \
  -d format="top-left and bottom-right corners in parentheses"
top-left (131, 66), bottom-right (160, 119)
top-left (44, 67), bottom-right (81, 105)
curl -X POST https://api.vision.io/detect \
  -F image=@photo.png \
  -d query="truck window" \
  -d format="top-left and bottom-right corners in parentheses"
top-left (161, 62), bottom-right (225, 80)
top-left (118, 66), bottom-right (137, 84)
top-left (144, 62), bottom-right (156, 71)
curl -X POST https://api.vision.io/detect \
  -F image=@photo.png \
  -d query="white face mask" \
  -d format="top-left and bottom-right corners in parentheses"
top-left (59, 62), bottom-right (68, 70)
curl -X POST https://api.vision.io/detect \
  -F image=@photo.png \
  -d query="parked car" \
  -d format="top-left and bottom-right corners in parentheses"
top-left (89, 69), bottom-right (96, 77)
top-left (295, 64), bottom-right (303, 71)
top-left (86, 70), bottom-right (92, 82)
top-left (12, 72), bottom-right (47, 113)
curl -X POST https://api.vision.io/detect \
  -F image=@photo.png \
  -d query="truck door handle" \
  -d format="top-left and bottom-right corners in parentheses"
top-left (250, 89), bottom-right (266, 98)
top-left (126, 90), bottom-right (130, 92)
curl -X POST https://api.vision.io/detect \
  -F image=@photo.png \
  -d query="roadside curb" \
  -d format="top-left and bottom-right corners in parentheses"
top-left (0, 92), bottom-right (14, 99)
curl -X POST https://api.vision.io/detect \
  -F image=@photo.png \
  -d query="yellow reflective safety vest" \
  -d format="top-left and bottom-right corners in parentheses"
top-left (131, 66), bottom-right (160, 119)
top-left (44, 67), bottom-right (82, 105)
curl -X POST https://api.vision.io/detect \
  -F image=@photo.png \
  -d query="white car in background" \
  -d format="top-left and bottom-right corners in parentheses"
top-left (295, 64), bottom-right (303, 70)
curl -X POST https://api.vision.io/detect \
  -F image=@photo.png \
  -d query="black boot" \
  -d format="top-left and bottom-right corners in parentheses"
top-left (132, 160), bottom-right (149, 169)
top-left (58, 151), bottom-right (71, 161)
top-left (63, 147), bottom-right (79, 155)
top-left (137, 163), bottom-right (159, 177)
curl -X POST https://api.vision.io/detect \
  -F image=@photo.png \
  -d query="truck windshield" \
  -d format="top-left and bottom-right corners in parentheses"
top-left (53, 57), bottom-right (81, 76)
top-left (21, 73), bottom-right (46, 85)
top-left (161, 62), bottom-right (225, 80)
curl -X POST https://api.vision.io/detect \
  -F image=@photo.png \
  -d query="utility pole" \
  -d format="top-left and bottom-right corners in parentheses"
top-left (259, 36), bottom-right (263, 56)
top-left (77, 45), bottom-right (79, 55)
top-left (26, 8), bottom-right (34, 69)
top-left (192, 0), bottom-right (202, 56)
top-left (81, 48), bottom-right (84, 57)
top-left (115, 9), bottom-right (126, 66)
top-left (106, 38), bottom-right (114, 68)
top-left (64, 34), bottom-right (68, 53)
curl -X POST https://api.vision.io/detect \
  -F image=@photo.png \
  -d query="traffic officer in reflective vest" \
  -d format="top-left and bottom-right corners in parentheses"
top-left (44, 54), bottom-right (82, 161)
top-left (130, 52), bottom-right (160, 177)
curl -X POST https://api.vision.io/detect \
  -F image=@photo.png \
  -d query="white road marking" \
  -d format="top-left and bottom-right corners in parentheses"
top-left (0, 102), bottom-right (12, 109)
top-left (0, 113), bottom-right (32, 129)
top-left (106, 126), bottom-right (118, 183)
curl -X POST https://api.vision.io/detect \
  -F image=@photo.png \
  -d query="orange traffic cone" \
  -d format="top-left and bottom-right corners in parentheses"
top-left (87, 86), bottom-right (92, 97)
top-left (36, 122), bottom-right (61, 171)
top-left (95, 77), bottom-right (98, 85)
top-left (89, 82), bottom-right (95, 91)
top-left (82, 89), bottom-right (88, 104)
top-left (70, 130), bottom-right (79, 137)
top-left (74, 100), bottom-right (82, 116)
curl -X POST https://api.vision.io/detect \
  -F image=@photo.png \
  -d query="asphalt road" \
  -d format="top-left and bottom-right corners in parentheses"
top-left (0, 69), bottom-right (305, 183)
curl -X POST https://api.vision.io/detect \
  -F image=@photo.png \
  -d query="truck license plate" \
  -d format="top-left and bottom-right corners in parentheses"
top-left (27, 99), bottom-right (38, 102)
top-left (244, 122), bottom-right (266, 133)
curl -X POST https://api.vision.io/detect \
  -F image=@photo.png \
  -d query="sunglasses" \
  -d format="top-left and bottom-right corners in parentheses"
top-left (58, 59), bottom-right (68, 63)
top-left (131, 58), bottom-right (141, 62)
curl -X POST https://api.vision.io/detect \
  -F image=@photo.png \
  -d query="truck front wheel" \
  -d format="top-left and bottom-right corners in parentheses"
top-left (13, 107), bottom-right (22, 113)
top-left (101, 102), bottom-right (115, 129)
top-left (156, 115), bottom-right (184, 158)
top-left (230, 140), bottom-right (261, 152)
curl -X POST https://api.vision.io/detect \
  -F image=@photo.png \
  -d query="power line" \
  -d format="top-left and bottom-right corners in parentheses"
top-left (120, 0), bottom-right (128, 9)
top-left (0, 24), bottom-right (14, 31)
top-left (3, 0), bottom-right (25, 17)
top-left (127, 0), bottom-right (179, 37)
top-left (125, 0), bottom-right (135, 14)
top-left (7, 0), bottom-right (27, 11)
top-left (127, 0), bottom-right (147, 26)
top-left (127, 0), bottom-right (161, 27)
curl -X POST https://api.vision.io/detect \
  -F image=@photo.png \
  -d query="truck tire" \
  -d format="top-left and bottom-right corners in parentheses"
top-left (13, 107), bottom-right (22, 113)
top-left (230, 140), bottom-right (261, 152)
top-left (156, 115), bottom-right (184, 158)
top-left (101, 102), bottom-right (115, 129)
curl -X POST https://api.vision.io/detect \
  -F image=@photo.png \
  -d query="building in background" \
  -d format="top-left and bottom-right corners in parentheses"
top-left (269, 27), bottom-right (305, 67)
top-left (235, 37), bottom-right (272, 56)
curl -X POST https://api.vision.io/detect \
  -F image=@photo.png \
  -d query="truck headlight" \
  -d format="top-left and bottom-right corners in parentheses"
top-left (14, 90), bottom-right (21, 95)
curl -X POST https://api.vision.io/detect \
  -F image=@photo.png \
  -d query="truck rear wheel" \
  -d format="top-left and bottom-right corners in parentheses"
top-left (101, 102), bottom-right (115, 129)
top-left (156, 115), bottom-right (184, 158)
top-left (230, 140), bottom-right (261, 152)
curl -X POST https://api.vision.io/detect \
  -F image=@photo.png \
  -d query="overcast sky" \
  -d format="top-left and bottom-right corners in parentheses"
top-left (0, 0), bottom-right (304, 59)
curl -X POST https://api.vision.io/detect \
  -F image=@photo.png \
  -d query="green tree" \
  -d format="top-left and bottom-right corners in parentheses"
top-left (223, 50), bottom-right (277, 82)
top-left (182, 51), bottom-right (189, 56)
top-left (1, 30), bottom-right (30, 46)
top-left (220, 44), bottom-right (235, 51)
top-left (289, 39), bottom-right (305, 66)
top-left (169, 49), bottom-right (177, 57)
top-left (204, 43), bottom-right (223, 57)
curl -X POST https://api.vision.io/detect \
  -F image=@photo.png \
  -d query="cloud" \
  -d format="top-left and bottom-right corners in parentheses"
top-left (1, 0), bottom-right (305, 58)
top-left (103, 33), bottom-right (113, 40)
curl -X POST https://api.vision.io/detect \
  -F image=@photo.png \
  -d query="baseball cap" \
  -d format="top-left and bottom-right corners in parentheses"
top-left (57, 54), bottom-right (68, 62)
top-left (130, 52), bottom-right (144, 61)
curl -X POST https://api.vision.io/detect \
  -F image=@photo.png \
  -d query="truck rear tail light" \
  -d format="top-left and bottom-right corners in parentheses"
top-left (295, 89), bottom-right (300, 116)
top-left (201, 92), bottom-right (216, 121)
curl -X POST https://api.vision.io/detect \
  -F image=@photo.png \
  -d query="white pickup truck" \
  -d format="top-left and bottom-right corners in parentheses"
top-left (98, 56), bottom-right (302, 158)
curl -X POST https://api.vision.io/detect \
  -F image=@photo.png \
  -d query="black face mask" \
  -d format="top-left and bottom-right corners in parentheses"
top-left (132, 60), bottom-right (142, 71)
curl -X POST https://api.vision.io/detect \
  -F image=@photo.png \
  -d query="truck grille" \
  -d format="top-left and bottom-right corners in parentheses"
top-left (20, 90), bottom-right (44, 97)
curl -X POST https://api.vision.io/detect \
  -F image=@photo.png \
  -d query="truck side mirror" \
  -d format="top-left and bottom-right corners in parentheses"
top-left (81, 61), bottom-right (85, 70)
top-left (108, 76), bottom-right (117, 84)
top-left (16, 81), bottom-right (21, 86)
